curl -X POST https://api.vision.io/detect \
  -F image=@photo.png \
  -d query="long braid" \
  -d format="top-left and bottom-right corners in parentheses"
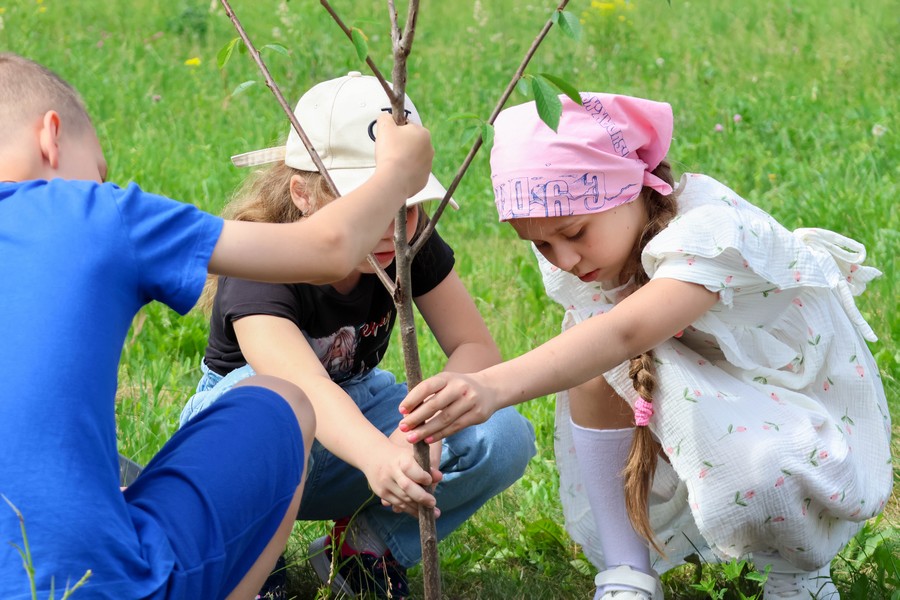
top-left (621, 161), bottom-right (677, 555)
top-left (624, 353), bottom-right (664, 554)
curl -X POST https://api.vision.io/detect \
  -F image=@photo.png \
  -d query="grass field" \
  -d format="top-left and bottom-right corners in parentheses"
top-left (2, 0), bottom-right (897, 597)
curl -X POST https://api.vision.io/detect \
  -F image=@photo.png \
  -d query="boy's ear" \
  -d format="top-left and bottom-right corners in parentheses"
top-left (289, 174), bottom-right (312, 216)
top-left (37, 111), bottom-right (62, 169)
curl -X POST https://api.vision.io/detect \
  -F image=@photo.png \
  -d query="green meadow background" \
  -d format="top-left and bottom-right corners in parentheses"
top-left (2, 0), bottom-right (896, 597)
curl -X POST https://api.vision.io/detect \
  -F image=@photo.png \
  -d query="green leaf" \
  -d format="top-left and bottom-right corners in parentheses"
top-left (231, 80), bottom-right (256, 97)
top-left (550, 10), bottom-right (559, 24)
top-left (459, 124), bottom-right (481, 148)
top-left (447, 112), bottom-right (482, 122)
top-left (538, 72), bottom-right (582, 105)
top-left (515, 76), bottom-right (530, 97)
top-left (217, 37), bottom-right (240, 70)
top-left (350, 27), bottom-right (369, 62)
top-left (481, 122), bottom-right (495, 149)
top-left (556, 10), bottom-right (583, 41)
top-left (532, 75), bottom-right (563, 132)
top-left (261, 43), bottom-right (288, 57)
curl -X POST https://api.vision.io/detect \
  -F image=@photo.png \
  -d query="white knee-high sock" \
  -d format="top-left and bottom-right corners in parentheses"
top-left (570, 421), bottom-right (652, 587)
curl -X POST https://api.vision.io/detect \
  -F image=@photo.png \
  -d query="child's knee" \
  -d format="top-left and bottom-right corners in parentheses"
top-left (466, 408), bottom-right (535, 478)
top-left (234, 375), bottom-right (316, 450)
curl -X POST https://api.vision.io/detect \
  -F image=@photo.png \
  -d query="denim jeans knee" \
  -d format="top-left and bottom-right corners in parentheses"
top-left (179, 363), bottom-right (257, 428)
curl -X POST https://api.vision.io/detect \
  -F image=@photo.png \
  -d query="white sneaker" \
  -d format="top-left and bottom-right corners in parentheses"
top-left (757, 553), bottom-right (839, 599)
top-left (593, 565), bottom-right (664, 600)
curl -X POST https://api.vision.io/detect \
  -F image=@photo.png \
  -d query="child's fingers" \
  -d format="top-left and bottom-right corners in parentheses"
top-left (400, 374), bottom-right (449, 416)
top-left (429, 467), bottom-right (444, 487)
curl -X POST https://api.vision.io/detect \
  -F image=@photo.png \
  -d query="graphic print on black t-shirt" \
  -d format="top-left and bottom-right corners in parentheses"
top-left (305, 325), bottom-right (358, 381)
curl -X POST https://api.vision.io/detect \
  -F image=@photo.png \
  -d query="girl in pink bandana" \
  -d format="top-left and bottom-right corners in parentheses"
top-left (399, 93), bottom-right (891, 599)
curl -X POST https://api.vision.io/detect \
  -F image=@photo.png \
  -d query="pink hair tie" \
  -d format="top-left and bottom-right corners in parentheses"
top-left (633, 397), bottom-right (654, 427)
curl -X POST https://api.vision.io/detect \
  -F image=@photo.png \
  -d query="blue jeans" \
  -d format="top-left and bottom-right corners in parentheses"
top-left (181, 363), bottom-right (536, 567)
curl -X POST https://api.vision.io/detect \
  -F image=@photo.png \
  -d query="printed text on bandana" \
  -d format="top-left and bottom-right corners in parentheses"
top-left (494, 173), bottom-right (639, 220)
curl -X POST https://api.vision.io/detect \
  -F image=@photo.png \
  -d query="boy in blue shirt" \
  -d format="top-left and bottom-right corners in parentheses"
top-left (0, 52), bottom-right (435, 600)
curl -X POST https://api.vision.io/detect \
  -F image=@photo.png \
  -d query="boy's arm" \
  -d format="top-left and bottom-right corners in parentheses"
top-left (399, 277), bottom-right (718, 442)
top-left (208, 115), bottom-right (433, 284)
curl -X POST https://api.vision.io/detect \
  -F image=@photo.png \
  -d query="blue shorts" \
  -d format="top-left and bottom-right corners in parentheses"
top-left (124, 385), bottom-right (304, 600)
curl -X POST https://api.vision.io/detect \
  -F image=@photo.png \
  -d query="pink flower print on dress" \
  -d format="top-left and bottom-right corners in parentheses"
top-left (733, 490), bottom-right (755, 506)
top-left (808, 447), bottom-right (825, 466)
top-left (592, 294), bottom-right (601, 302)
top-left (698, 460), bottom-right (720, 479)
top-left (840, 411), bottom-right (854, 434)
top-left (850, 354), bottom-right (864, 377)
top-left (770, 392), bottom-right (785, 405)
top-left (802, 497), bottom-right (812, 516)
top-left (686, 256), bottom-right (696, 266)
top-left (682, 387), bottom-right (700, 402)
top-left (823, 376), bottom-right (833, 391)
top-left (775, 476), bottom-right (785, 488)
top-left (846, 263), bottom-right (858, 283)
top-left (794, 270), bottom-right (802, 282)
top-left (792, 297), bottom-right (804, 308)
top-left (718, 423), bottom-right (747, 440)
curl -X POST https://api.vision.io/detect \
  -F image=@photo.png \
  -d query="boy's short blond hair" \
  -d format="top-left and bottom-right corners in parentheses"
top-left (0, 53), bottom-right (93, 139)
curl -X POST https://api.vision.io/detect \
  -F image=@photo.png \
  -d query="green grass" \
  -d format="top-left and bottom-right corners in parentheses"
top-left (2, 0), bottom-right (897, 597)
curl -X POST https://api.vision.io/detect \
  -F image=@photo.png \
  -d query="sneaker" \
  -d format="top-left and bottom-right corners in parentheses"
top-left (309, 519), bottom-right (409, 599)
top-left (758, 553), bottom-right (839, 599)
top-left (255, 554), bottom-right (287, 600)
top-left (594, 565), bottom-right (664, 600)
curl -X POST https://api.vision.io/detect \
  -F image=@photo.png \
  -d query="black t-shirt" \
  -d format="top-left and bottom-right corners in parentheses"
top-left (203, 229), bottom-right (455, 382)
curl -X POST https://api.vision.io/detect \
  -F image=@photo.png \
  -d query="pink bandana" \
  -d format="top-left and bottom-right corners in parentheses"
top-left (491, 93), bottom-right (673, 221)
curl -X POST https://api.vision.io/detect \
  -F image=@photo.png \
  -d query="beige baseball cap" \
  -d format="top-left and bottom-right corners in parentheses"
top-left (231, 71), bottom-right (458, 209)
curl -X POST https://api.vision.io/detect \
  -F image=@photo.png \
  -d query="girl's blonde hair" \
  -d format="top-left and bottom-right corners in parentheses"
top-left (622, 160), bottom-right (678, 554)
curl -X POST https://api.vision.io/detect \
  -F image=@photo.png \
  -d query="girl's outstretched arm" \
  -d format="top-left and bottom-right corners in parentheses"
top-left (399, 277), bottom-right (718, 443)
top-left (208, 115), bottom-right (433, 284)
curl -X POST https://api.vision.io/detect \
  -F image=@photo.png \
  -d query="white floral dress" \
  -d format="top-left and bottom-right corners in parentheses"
top-left (542, 173), bottom-right (893, 573)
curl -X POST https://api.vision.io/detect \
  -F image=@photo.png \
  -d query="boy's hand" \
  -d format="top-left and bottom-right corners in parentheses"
top-left (361, 435), bottom-right (443, 518)
top-left (373, 113), bottom-right (433, 199)
top-left (398, 372), bottom-right (500, 444)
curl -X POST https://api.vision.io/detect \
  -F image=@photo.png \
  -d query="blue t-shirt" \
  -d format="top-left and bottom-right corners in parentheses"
top-left (0, 180), bottom-right (223, 598)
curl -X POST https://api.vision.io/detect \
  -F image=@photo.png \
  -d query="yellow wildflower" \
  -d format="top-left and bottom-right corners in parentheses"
top-left (184, 57), bottom-right (201, 67)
